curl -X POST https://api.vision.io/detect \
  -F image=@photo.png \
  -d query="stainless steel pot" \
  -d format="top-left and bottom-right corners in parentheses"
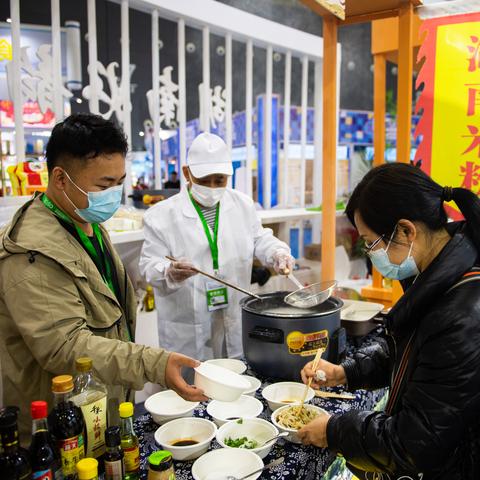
top-left (241, 291), bottom-right (345, 381)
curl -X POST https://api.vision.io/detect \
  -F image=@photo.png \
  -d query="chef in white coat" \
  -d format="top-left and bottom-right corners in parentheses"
top-left (139, 132), bottom-right (294, 361)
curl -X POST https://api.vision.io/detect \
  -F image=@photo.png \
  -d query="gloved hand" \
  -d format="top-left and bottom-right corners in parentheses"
top-left (166, 258), bottom-right (198, 283)
top-left (272, 250), bottom-right (295, 275)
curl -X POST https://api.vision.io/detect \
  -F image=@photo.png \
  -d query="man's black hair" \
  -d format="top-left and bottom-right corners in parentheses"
top-left (45, 113), bottom-right (128, 174)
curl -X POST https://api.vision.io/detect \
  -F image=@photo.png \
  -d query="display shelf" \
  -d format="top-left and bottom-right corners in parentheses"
top-left (109, 229), bottom-right (145, 245)
top-left (108, 208), bottom-right (345, 245)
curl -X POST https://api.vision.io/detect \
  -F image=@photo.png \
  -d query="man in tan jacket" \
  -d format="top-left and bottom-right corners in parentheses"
top-left (0, 113), bottom-right (205, 440)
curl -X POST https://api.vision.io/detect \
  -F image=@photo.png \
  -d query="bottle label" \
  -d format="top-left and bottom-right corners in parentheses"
top-left (33, 470), bottom-right (53, 480)
top-left (80, 394), bottom-right (107, 458)
top-left (123, 445), bottom-right (140, 472)
top-left (59, 434), bottom-right (85, 476)
top-left (105, 459), bottom-right (125, 480)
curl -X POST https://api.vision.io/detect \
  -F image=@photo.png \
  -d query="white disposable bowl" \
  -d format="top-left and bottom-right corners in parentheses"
top-left (262, 382), bottom-right (315, 411)
top-left (207, 395), bottom-right (264, 427)
top-left (192, 448), bottom-right (264, 480)
top-left (242, 375), bottom-right (262, 396)
top-left (204, 358), bottom-right (247, 375)
top-left (154, 417), bottom-right (217, 461)
top-left (145, 390), bottom-right (199, 424)
top-left (271, 404), bottom-right (327, 444)
top-left (216, 418), bottom-right (279, 459)
top-left (195, 362), bottom-right (250, 402)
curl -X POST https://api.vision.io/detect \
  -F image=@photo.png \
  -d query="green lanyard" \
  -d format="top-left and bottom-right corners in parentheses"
top-left (188, 190), bottom-right (220, 272)
top-left (41, 194), bottom-right (116, 295)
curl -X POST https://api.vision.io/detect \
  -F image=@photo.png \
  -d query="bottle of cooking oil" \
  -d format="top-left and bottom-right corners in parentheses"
top-left (71, 357), bottom-right (107, 464)
top-left (143, 285), bottom-right (155, 312)
top-left (119, 402), bottom-right (140, 480)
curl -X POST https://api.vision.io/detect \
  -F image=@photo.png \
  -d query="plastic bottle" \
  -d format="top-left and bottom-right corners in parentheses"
top-left (29, 400), bottom-right (62, 480)
top-left (119, 402), bottom-right (140, 480)
top-left (104, 426), bottom-right (125, 480)
top-left (0, 406), bottom-right (31, 480)
top-left (71, 357), bottom-right (107, 463)
top-left (48, 375), bottom-right (85, 480)
top-left (76, 458), bottom-right (98, 480)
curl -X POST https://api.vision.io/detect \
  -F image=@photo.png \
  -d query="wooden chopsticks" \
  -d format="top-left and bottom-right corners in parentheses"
top-left (315, 391), bottom-right (355, 400)
top-left (297, 347), bottom-right (325, 414)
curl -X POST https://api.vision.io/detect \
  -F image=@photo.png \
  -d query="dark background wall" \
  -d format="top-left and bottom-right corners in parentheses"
top-left (0, 0), bottom-right (398, 150)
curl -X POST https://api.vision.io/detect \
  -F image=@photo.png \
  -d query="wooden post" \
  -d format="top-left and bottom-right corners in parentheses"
top-left (396, 1), bottom-right (414, 164)
top-left (372, 53), bottom-right (386, 289)
top-left (321, 16), bottom-right (338, 282)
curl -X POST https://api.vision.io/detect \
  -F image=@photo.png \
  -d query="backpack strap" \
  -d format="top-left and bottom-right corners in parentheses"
top-left (446, 267), bottom-right (480, 293)
top-left (386, 267), bottom-right (480, 415)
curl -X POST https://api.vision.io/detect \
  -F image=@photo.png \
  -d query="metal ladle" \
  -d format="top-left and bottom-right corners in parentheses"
top-left (284, 272), bottom-right (337, 309)
top-left (166, 256), bottom-right (262, 300)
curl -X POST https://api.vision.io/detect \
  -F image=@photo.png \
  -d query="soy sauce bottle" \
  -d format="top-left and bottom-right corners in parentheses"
top-left (0, 406), bottom-right (31, 480)
top-left (30, 400), bottom-right (61, 480)
top-left (104, 426), bottom-right (125, 480)
top-left (48, 375), bottom-right (85, 479)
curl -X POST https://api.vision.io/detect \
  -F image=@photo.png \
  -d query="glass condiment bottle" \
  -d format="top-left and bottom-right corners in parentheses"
top-left (119, 402), bottom-right (140, 480)
top-left (0, 406), bottom-right (31, 480)
top-left (104, 426), bottom-right (125, 480)
top-left (147, 450), bottom-right (176, 480)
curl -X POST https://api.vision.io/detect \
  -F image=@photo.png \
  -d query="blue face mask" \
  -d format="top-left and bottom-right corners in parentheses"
top-left (63, 171), bottom-right (123, 224)
top-left (368, 230), bottom-right (419, 281)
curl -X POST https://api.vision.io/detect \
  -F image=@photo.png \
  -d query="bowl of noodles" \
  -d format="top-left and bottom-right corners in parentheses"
top-left (271, 404), bottom-right (327, 443)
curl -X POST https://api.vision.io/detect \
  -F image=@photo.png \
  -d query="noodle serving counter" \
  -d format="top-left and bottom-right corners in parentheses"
top-left (133, 328), bottom-right (387, 480)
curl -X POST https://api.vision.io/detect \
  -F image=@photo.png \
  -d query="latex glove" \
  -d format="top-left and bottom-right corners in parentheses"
top-left (273, 250), bottom-right (295, 275)
top-left (297, 413), bottom-right (331, 448)
top-left (165, 352), bottom-right (208, 402)
top-left (166, 258), bottom-right (197, 283)
top-left (300, 358), bottom-right (347, 389)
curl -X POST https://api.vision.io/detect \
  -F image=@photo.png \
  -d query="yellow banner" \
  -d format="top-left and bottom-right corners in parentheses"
top-left (431, 21), bottom-right (480, 204)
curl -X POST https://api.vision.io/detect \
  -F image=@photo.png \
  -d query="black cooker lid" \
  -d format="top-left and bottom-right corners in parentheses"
top-left (241, 291), bottom-right (343, 318)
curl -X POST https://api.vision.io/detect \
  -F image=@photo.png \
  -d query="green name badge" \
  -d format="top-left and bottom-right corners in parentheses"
top-left (206, 281), bottom-right (229, 312)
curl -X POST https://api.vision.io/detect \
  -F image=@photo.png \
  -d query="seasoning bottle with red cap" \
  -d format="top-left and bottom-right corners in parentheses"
top-left (29, 400), bottom-right (62, 480)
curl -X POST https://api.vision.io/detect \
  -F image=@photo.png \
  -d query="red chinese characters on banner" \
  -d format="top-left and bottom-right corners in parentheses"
top-left (460, 161), bottom-right (480, 193)
top-left (461, 36), bottom-right (480, 196)
top-left (415, 13), bottom-right (480, 220)
top-left (467, 35), bottom-right (480, 72)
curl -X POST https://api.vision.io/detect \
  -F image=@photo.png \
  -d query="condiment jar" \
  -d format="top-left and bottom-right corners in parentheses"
top-left (147, 450), bottom-right (176, 480)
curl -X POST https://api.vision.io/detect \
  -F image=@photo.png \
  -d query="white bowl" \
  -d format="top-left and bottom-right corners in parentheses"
top-left (262, 382), bottom-right (315, 411)
top-left (192, 448), bottom-right (264, 480)
top-left (271, 404), bottom-right (327, 444)
top-left (242, 375), bottom-right (262, 396)
top-left (204, 358), bottom-right (247, 375)
top-left (216, 418), bottom-right (279, 459)
top-left (207, 395), bottom-right (263, 427)
top-left (154, 417), bottom-right (217, 461)
top-left (145, 390), bottom-right (199, 424)
top-left (195, 362), bottom-right (250, 402)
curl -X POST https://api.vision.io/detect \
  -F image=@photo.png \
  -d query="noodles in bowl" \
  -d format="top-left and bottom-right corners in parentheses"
top-left (276, 405), bottom-right (320, 429)
top-left (271, 404), bottom-right (327, 443)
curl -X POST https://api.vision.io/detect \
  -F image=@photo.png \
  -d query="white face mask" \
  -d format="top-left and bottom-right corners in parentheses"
top-left (190, 182), bottom-right (226, 207)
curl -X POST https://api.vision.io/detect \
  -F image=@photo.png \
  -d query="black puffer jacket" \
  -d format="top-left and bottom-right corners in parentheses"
top-left (327, 223), bottom-right (480, 479)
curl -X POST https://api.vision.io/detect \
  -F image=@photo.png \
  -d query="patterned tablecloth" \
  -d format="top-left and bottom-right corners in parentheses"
top-left (134, 328), bottom-right (387, 480)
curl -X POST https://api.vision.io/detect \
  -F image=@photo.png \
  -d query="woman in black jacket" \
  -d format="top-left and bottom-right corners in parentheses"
top-left (298, 163), bottom-right (480, 479)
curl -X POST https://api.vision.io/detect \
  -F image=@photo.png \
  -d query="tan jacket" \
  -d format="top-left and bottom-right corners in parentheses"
top-left (0, 194), bottom-right (170, 441)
